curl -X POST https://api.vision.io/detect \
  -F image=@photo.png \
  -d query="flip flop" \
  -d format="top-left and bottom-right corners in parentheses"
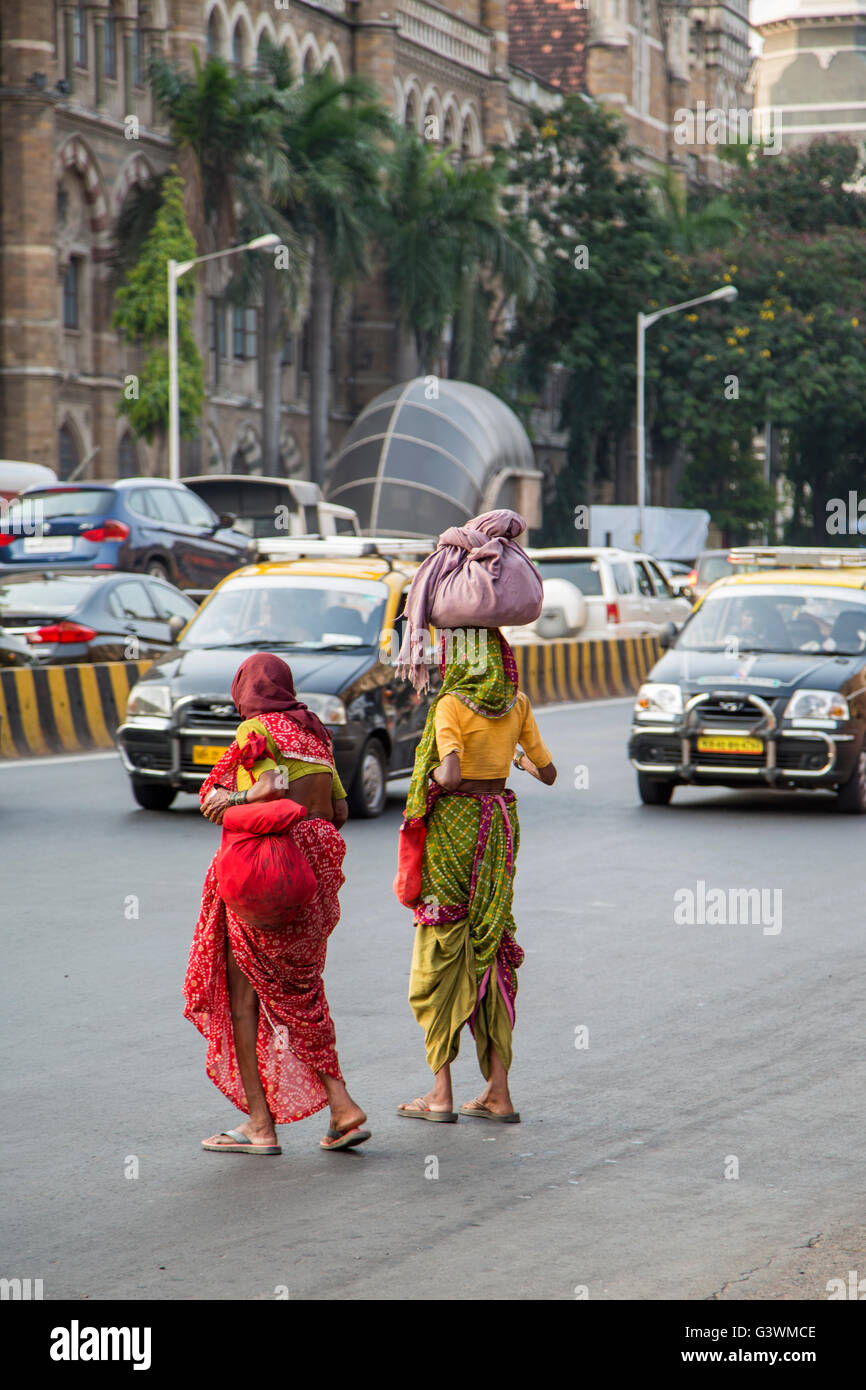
top-left (397, 1097), bottom-right (458, 1123)
top-left (201, 1128), bottom-right (282, 1155)
top-left (458, 1100), bottom-right (521, 1124)
top-left (320, 1125), bottom-right (371, 1152)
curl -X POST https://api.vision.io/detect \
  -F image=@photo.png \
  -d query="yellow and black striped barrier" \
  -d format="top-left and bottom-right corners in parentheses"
top-left (0, 660), bottom-right (151, 759)
top-left (0, 638), bottom-right (661, 760)
top-left (513, 635), bottom-right (662, 706)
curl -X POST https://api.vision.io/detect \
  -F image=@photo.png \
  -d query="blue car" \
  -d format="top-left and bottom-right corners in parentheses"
top-left (0, 479), bottom-right (254, 590)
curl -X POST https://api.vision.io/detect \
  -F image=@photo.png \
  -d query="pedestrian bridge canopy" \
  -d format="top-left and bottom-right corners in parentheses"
top-left (327, 378), bottom-right (542, 537)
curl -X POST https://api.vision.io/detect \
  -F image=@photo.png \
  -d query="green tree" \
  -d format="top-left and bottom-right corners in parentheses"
top-left (504, 97), bottom-right (671, 541)
top-left (378, 133), bottom-right (540, 382)
top-left (651, 141), bottom-right (866, 542)
top-left (149, 47), bottom-right (298, 475)
top-left (266, 69), bottom-right (391, 487)
top-left (113, 170), bottom-right (204, 464)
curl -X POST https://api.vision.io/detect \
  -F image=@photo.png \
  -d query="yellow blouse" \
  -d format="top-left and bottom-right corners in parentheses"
top-left (434, 692), bottom-right (552, 779)
top-left (234, 717), bottom-right (348, 800)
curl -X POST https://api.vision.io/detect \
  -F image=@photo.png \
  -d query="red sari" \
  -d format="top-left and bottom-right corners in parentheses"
top-left (183, 712), bottom-right (346, 1124)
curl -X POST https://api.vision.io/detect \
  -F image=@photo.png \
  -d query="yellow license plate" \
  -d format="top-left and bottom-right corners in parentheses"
top-left (697, 735), bottom-right (763, 755)
top-left (192, 744), bottom-right (230, 766)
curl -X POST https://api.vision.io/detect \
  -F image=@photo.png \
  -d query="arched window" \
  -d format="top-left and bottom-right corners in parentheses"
top-left (231, 23), bottom-right (246, 69)
top-left (207, 11), bottom-right (221, 58)
top-left (405, 90), bottom-right (419, 132)
top-left (59, 425), bottom-right (79, 481)
top-left (117, 433), bottom-right (138, 479)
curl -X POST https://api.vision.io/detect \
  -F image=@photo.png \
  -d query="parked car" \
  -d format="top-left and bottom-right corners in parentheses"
top-left (0, 569), bottom-right (199, 664)
top-left (0, 622), bottom-right (38, 667)
top-left (502, 547), bottom-right (692, 643)
top-left (184, 474), bottom-right (360, 551)
top-left (0, 479), bottom-right (255, 589)
top-left (628, 564), bottom-right (866, 810)
top-left (117, 552), bottom-right (433, 816)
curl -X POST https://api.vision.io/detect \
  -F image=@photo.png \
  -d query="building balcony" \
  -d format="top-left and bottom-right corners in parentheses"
top-left (396, 0), bottom-right (492, 75)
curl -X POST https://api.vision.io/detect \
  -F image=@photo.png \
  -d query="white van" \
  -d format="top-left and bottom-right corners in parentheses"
top-left (184, 474), bottom-right (360, 550)
top-left (503, 547), bottom-right (692, 642)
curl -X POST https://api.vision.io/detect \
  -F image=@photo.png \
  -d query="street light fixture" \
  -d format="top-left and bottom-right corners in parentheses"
top-left (635, 283), bottom-right (738, 549)
top-left (167, 233), bottom-right (281, 483)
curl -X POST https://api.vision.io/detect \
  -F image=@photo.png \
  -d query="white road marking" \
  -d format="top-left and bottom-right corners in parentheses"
top-left (536, 697), bottom-right (634, 714)
top-left (0, 751), bottom-right (119, 770)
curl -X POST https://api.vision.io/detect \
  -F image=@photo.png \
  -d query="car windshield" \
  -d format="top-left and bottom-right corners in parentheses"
top-left (678, 584), bottom-right (866, 656)
top-left (1, 489), bottom-right (115, 524)
top-left (181, 575), bottom-right (389, 650)
top-left (534, 560), bottom-right (604, 596)
top-left (0, 575), bottom-right (100, 615)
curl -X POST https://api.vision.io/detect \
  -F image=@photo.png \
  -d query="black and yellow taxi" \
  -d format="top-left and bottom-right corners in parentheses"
top-left (628, 559), bottom-right (866, 812)
top-left (116, 542), bottom-right (431, 816)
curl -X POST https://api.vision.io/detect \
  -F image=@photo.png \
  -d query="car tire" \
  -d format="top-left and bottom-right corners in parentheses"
top-left (835, 750), bottom-right (866, 813)
top-left (145, 558), bottom-right (172, 583)
top-left (131, 778), bottom-right (177, 811)
top-left (637, 773), bottom-right (675, 806)
top-left (347, 739), bottom-right (387, 819)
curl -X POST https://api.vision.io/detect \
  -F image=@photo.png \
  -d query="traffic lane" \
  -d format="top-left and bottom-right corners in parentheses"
top-left (2, 703), bottom-right (865, 1299)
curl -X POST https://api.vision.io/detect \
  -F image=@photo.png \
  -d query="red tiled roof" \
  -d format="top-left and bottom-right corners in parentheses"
top-left (508, 0), bottom-right (588, 92)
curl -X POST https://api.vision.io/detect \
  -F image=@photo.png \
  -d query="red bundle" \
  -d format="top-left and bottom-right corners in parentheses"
top-left (393, 821), bottom-right (427, 909)
top-left (216, 799), bottom-right (317, 931)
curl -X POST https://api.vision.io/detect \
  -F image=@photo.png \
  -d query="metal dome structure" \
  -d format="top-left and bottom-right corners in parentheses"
top-left (328, 378), bottom-right (542, 537)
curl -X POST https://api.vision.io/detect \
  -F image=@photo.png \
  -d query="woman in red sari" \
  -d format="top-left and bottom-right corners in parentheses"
top-left (184, 653), bottom-right (370, 1155)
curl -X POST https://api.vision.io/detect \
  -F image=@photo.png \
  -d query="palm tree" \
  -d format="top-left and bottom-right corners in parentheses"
top-left (150, 47), bottom-right (301, 473)
top-left (379, 134), bottom-right (541, 382)
top-left (653, 165), bottom-right (744, 255)
top-left (265, 70), bottom-right (391, 487)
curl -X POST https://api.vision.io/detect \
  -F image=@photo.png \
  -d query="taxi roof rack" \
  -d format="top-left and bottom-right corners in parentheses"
top-left (254, 535), bottom-right (436, 564)
top-left (727, 545), bottom-right (866, 570)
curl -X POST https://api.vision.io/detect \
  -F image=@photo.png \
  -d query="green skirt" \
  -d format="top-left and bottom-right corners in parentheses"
top-left (408, 790), bottom-right (522, 1077)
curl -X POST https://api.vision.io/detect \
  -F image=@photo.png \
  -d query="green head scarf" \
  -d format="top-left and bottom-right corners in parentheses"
top-left (403, 628), bottom-right (518, 822)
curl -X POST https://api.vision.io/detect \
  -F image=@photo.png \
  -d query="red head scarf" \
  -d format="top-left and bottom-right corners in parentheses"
top-left (230, 653), bottom-right (332, 748)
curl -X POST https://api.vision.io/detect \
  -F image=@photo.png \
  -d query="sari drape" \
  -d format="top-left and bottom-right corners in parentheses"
top-left (183, 711), bottom-right (345, 1124)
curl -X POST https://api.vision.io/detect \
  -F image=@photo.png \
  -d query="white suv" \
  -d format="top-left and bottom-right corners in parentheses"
top-left (503, 547), bottom-right (693, 643)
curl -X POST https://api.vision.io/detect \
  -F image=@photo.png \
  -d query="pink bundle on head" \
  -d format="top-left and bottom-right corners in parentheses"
top-left (395, 508), bottom-right (543, 691)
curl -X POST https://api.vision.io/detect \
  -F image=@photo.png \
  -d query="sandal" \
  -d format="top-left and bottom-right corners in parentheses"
top-left (458, 1098), bottom-right (520, 1124)
top-left (397, 1097), bottom-right (458, 1123)
top-left (201, 1128), bottom-right (282, 1155)
top-left (320, 1125), bottom-right (371, 1152)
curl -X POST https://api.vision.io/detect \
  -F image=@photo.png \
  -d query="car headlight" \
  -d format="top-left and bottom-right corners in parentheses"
top-left (635, 683), bottom-right (684, 718)
top-left (297, 692), bottom-right (347, 726)
top-left (126, 684), bottom-right (173, 718)
top-left (785, 689), bottom-right (849, 721)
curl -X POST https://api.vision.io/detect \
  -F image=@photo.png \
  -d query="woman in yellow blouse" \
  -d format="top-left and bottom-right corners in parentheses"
top-left (397, 630), bottom-right (556, 1125)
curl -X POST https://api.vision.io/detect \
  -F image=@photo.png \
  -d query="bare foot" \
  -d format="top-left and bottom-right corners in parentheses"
top-left (326, 1101), bottom-right (367, 1137)
top-left (203, 1119), bottom-right (278, 1148)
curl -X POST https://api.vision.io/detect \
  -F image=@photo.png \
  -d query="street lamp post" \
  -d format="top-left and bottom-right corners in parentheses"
top-left (167, 233), bottom-right (281, 483)
top-left (635, 283), bottom-right (738, 549)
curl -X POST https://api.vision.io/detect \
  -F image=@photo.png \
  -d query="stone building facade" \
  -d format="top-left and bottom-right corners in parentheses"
top-left (0, 0), bottom-right (556, 483)
top-left (753, 0), bottom-right (866, 151)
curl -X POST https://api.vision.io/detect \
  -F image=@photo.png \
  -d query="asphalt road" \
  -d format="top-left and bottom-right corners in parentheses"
top-left (2, 698), bottom-right (865, 1301)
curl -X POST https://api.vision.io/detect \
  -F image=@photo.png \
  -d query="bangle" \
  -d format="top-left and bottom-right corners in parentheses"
top-left (513, 755), bottom-right (524, 772)
top-left (228, 789), bottom-right (248, 806)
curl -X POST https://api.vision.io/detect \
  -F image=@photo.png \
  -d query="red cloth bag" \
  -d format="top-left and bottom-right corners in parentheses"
top-left (216, 798), bottom-right (317, 931)
top-left (393, 821), bottom-right (427, 909)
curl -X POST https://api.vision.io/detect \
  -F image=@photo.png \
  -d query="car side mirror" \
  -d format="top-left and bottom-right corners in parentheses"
top-left (167, 615), bottom-right (186, 641)
top-left (658, 621), bottom-right (677, 649)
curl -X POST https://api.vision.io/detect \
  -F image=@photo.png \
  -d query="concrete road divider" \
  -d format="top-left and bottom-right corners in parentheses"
top-left (0, 661), bottom-right (151, 759)
top-left (512, 635), bottom-right (662, 705)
